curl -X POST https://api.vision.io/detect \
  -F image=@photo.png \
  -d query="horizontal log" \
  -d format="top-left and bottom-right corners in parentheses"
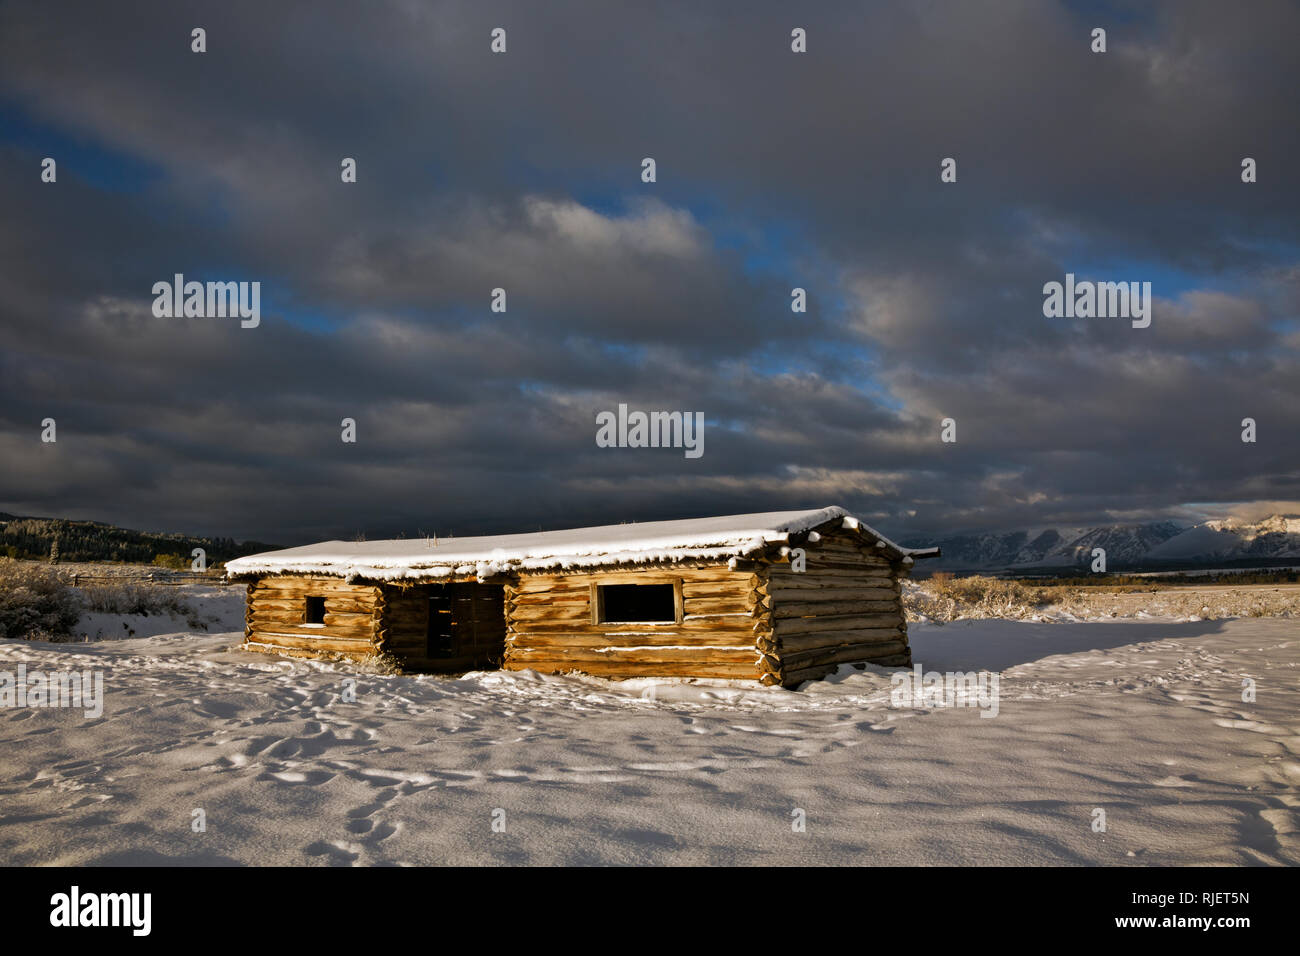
top-left (250, 595), bottom-right (378, 613)
top-left (508, 631), bottom-right (760, 651)
top-left (808, 551), bottom-right (892, 566)
top-left (249, 609), bottom-right (373, 630)
top-left (807, 544), bottom-right (893, 561)
top-left (509, 586), bottom-right (754, 609)
top-left (506, 618), bottom-right (758, 635)
top-left (682, 597), bottom-right (756, 614)
top-left (249, 606), bottom-right (304, 621)
top-left (385, 593), bottom-right (500, 606)
top-left (772, 585), bottom-right (897, 603)
top-left (322, 612), bottom-right (377, 628)
top-left (508, 630), bottom-right (762, 651)
top-left (771, 561), bottom-right (892, 575)
top-left (253, 577), bottom-right (379, 596)
top-left (772, 615), bottom-right (902, 639)
top-left (507, 585), bottom-right (590, 599)
top-left (766, 570), bottom-right (894, 587)
top-left (781, 664), bottom-right (838, 686)
top-left (251, 590), bottom-right (377, 608)
top-left (811, 536), bottom-right (888, 549)
top-left (245, 632), bottom-right (375, 653)
top-left (774, 622), bottom-right (903, 644)
top-left (769, 608), bottom-right (904, 632)
top-left (774, 598), bottom-right (897, 619)
top-left (251, 603), bottom-right (374, 621)
top-left (507, 596), bottom-right (591, 610)
top-left (770, 606), bottom-right (898, 634)
top-left (767, 579), bottom-right (895, 594)
top-left (680, 586), bottom-right (759, 603)
top-left (250, 596), bottom-right (377, 613)
top-left (769, 559), bottom-right (895, 574)
top-left (242, 642), bottom-right (373, 663)
top-left (507, 605), bottom-right (593, 622)
top-left (248, 621), bottom-right (376, 642)
top-left (511, 567), bottom-right (742, 592)
top-left (507, 632), bottom-right (756, 649)
top-left (775, 626), bottom-right (905, 652)
top-left (505, 646), bottom-right (760, 665)
top-left (779, 640), bottom-right (908, 670)
top-left (682, 613), bottom-right (753, 624)
top-left (502, 659), bottom-right (760, 680)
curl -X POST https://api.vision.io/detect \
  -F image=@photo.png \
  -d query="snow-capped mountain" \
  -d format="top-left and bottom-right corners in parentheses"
top-left (909, 515), bottom-right (1300, 572)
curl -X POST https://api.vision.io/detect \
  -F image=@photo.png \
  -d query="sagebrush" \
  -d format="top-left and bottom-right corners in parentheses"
top-left (0, 559), bottom-right (82, 639)
top-left (905, 573), bottom-right (1048, 622)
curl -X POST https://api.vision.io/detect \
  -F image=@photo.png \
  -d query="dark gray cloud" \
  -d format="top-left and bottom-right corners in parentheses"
top-left (0, 0), bottom-right (1297, 543)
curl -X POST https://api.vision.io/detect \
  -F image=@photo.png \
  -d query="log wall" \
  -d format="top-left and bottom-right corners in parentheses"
top-left (761, 531), bottom-right (912, 687)
top-left (502, 566), bottom-right (765, 680)
top-left (242, 575), bottom-right (382, 662)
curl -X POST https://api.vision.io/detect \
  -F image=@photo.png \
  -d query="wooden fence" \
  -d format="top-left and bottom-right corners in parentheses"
top-left (63, 571), bottom-right (233, 588)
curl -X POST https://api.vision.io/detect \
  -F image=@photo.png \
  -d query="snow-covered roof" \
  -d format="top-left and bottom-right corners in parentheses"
top-left (224, 506), bottom-right (939, 583)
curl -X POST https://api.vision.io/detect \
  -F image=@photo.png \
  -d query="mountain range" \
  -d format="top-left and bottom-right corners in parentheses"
top-left (5, 509), bottom-right (1300, 576)
top-left (906, 515), bottom-right (1300, 574)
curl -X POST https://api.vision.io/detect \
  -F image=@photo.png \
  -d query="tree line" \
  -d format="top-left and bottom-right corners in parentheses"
top-left (0, 515), bottom-right (278, 567)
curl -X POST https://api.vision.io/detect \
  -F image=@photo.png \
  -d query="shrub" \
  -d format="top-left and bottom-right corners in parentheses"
top-left (905, 574), bottom-right (1047, 622)
top-left (0, 559), bottom-right (82, 640)
top-left (357, 650), bottom-right (405, 675)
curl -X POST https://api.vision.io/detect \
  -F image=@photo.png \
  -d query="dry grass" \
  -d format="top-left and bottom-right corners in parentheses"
top-left (355, 650), bottom-right (406, 675)
top-left (79, 583), bottom-right (205, 629)
top-left (905, 573), bottom-right (1048, 622)
top-left (906, 573), bottom-right (1300, 622)
top-left (0, 559), bottom-right (213, 640)
top-left (0, 559), bottom-right (82, 639)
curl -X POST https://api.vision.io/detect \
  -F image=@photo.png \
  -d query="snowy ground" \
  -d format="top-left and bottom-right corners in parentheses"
top-left (70, 585), bottom-right (246, 641)
top-left (0, 589), bottom-right (1297, 865)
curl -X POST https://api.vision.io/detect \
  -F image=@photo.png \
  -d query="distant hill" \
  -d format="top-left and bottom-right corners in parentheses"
top-left (0, 514), bottom-right (278, 567)
top-left (908, 515), bottom-right (1300, 574)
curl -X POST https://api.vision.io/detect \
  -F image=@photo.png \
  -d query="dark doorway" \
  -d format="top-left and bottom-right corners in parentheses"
top-left (426, 588), bottom-right (455, 658)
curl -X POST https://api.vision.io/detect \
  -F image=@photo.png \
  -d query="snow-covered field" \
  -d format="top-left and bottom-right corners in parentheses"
top-left (1, 587), bottom-right (1297, 865)
top-left (71, 585), bottom-right (246, 641)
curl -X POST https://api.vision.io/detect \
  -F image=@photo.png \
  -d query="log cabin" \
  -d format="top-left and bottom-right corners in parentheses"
top-left (223, 506), bottom-right (939, 688)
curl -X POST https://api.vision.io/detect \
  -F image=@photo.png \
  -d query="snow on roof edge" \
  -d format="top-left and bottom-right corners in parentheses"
top-left (224, 506), bottom-right (937, 582)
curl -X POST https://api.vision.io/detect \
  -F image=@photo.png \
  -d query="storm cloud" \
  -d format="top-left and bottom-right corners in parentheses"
top-left (1, 0), bottom-right (1296, 543)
